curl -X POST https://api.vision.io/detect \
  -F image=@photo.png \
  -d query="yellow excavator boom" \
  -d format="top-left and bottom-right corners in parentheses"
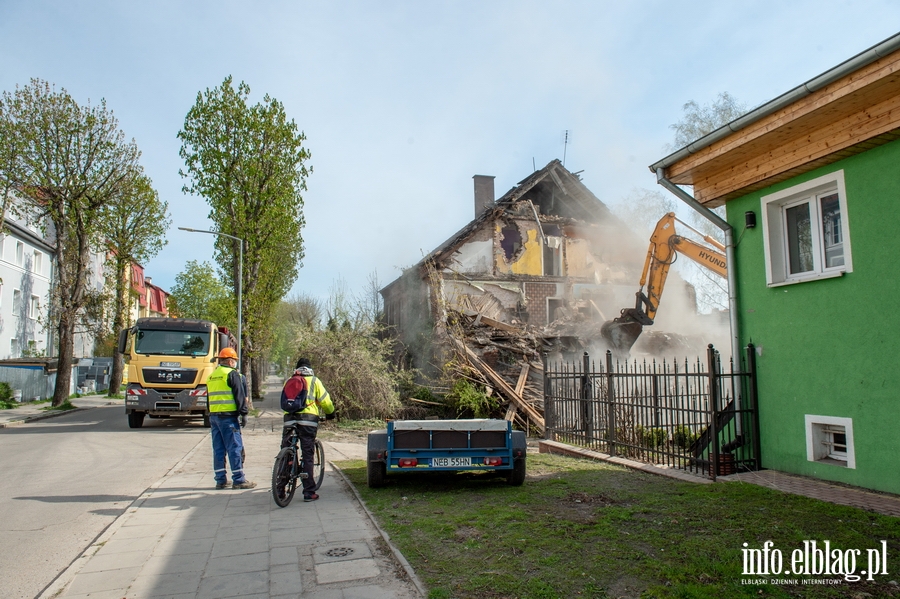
top-left (601, 212), bottom-right (727, 356)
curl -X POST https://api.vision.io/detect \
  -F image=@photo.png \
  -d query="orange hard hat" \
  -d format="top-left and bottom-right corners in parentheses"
top-left (217, 347), bottom-right (238, 360)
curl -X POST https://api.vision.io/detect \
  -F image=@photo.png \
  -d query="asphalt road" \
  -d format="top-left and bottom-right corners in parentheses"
top-left (0, 406), bottom-right (208, 599)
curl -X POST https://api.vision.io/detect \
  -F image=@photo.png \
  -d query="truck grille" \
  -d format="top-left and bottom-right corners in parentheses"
top-left (142, 368), bottom-right (198, 385)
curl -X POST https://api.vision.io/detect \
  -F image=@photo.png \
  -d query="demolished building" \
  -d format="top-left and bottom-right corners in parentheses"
top-left (380, 160), bottom-right (704, 432)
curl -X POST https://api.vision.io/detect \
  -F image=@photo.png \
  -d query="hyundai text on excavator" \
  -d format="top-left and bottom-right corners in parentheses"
top-left (601, 212), bottom-right (727, 357)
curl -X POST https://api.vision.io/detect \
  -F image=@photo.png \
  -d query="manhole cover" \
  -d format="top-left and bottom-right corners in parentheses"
top-left (324, 547), bottom-right (355, 558)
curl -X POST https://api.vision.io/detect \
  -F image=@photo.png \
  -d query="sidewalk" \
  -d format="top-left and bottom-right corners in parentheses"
top-left (38, 377), bottom-right (425, 599)
top-left (0, 393), bottom-right (122, 427)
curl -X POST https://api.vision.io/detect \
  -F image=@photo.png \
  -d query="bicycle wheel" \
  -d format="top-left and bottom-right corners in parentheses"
top-left (311, 440), bottom-right (325, 491)
top-left (272, 447), bottom-right (297, 507)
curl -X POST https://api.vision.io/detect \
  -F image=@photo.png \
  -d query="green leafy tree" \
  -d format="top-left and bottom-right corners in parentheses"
top-left (0, 79), bottom-right (142, 406)
top-left (178, 76), bottom-right (311, 397)
top-left (168, 260), bottom-right (236, 328)
top-left (99, 171), bottom-right (170, 395)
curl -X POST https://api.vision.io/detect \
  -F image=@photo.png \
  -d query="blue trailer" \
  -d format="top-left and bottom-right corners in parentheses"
top-left (366, 419), bottom-right (526, 487)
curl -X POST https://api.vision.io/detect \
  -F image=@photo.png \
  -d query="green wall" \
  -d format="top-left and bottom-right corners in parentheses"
top-left (726, 138), bottom-right (900, 494)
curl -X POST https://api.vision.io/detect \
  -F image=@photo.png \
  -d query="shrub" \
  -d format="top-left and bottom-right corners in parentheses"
top-left (673, 425), bottom-right (699, 449)
top-left (445, 379), bottom-right (498, 419)
top-left (638, 425), bottom-right (668, 448)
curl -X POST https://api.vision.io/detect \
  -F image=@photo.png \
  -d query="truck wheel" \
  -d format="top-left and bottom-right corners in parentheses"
top-left (367, 459), bottom-right (387, 488)
top-left (128, 411), bottom-right (145, 429)
top-left (506, 458), bottom-right (526, 486)
top-left (202, 412), bottom-right (210, 428)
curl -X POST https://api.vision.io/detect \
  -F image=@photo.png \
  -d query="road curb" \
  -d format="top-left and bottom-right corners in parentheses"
top-left (330, 461), bottom-right (428, 598)
top-left (36, 433), bottom-right (210, 599)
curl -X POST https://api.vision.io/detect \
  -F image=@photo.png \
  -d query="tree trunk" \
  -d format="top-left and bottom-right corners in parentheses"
top-left (251, 357), bottom-right (264, 399)
top-left (53, 316), bottom-right (75, 407)
top-left (107, 261), bottom-right (128, 397)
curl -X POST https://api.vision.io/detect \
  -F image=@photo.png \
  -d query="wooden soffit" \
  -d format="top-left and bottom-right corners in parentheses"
top-left (665, 49), bottom-right (900, 207)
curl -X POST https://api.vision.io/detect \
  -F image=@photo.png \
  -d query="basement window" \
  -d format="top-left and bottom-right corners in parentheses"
top-left (761, 171), bottom-right (852, 286)
top-left (805, 415), bottom-right (855, 468)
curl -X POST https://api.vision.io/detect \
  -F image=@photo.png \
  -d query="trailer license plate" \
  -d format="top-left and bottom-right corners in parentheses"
top-left (432, 457), bottom-right (471, 467)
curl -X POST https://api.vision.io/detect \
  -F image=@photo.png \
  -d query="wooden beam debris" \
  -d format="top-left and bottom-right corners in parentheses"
top-left (461, 343), bottom-right (544, 434)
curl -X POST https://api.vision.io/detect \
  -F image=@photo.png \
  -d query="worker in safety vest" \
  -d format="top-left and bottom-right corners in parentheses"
top-left (208, 347), bottom-right (256, 490)
top-left (281, 357), bottom-right (335, 501)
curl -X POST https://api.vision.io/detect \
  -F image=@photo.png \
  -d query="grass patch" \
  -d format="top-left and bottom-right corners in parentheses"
top-left (338, 453), bottom-right (900, 599)
top-left (42, 400), bottom-right (77, 411)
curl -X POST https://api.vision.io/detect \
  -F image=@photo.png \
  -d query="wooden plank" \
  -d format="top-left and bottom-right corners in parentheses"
top-left (504, 403), bottom-right (518, 422)
top-left (514, 364), bottom-right (530, 396)
top-left (478, 314), bottom-right (521, 333)
top-left (461, 344), bottom-right (545, 434)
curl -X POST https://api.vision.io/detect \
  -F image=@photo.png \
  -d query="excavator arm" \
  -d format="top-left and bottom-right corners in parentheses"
top-left (601, 212), bottom-right (727, 357)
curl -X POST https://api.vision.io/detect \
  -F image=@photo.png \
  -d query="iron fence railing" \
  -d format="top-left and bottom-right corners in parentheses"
top-left (543, 344), bottom-right (760, 480)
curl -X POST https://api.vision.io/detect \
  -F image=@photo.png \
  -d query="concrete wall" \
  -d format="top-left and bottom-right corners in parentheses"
top-left (727, 138), bottom-right (900, 494)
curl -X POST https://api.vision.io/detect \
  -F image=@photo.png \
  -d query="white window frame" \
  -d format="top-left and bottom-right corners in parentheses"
top-left (33, 250), bottom-right (42, 276)
top-left (15, 241), bottom-right (24, 267)
top-left (13, 288), bottom-right (21, 314)
top-left (760, 171), bottom-right (852, 287)
top-left (805, 414), bottom-right (855, 469)
top-left (29, 295), bottom-right (39, 319)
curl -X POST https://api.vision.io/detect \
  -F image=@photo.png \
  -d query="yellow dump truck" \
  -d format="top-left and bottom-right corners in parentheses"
top-left (117, 317), bottom-right (236, 429)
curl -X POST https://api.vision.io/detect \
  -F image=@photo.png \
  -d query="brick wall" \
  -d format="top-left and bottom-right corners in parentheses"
top-left (524, 282), bottom-right (558, 325)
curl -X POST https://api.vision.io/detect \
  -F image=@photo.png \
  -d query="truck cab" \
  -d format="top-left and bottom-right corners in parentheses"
top-left (117, 318), bottom-right (234, 429)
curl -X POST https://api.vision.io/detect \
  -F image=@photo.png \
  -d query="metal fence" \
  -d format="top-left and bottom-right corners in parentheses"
top-left (543, 344), bottom-right (760, 480)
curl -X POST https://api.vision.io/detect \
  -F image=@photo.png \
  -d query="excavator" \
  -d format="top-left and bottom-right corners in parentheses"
top-left (601, 212), bottom-right (727, 356)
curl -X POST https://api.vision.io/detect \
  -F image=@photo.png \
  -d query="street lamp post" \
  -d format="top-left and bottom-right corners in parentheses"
top-left (177, 227), bottom-right (243, 366)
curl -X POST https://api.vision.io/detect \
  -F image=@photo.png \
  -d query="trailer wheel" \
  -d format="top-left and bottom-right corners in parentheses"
top-left (367, 459), bottom-right (386, 488)
top-left (506, 457), bottom-right (526, 486)
top-left (128, 411), bottom-right (145, 429)
top-left (367, 430), bottom-right (388, 488)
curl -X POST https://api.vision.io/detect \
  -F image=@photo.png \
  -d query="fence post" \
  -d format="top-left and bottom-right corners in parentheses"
top-left (707, 344), bottom-right (719, 481)
top-left (543, 351), bottom-right (553, 441)
top-left (581, 352), bottom-right (591, 440)
top-left (605, 350), bottom-right (616, 457)
top-left (746, 343), bottom-right (761, 470)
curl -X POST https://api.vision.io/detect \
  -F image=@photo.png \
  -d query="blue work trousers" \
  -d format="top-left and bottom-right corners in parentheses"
top-left (210, 414), bottom-right (247, 485)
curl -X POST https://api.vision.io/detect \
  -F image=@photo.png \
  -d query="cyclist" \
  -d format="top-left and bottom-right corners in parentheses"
top-left (281, 357), bottom-right (335, 501)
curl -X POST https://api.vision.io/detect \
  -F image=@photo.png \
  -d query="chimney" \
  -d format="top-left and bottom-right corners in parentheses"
top-left (473, 175), bottom-right (495, 217)
top-left (146, 277), bottom-right (152, 286)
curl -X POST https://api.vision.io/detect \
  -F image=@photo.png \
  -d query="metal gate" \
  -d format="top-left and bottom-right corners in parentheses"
top-left (543, 344), bottom-right (760, 480)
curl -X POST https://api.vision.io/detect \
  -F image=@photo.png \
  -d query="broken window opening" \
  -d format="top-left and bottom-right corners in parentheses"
top-left (500, 223), bottom-right (523, 262)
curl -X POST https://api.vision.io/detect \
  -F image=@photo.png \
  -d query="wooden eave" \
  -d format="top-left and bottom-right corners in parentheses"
top-left (664, 48), bottom-right (900, 207)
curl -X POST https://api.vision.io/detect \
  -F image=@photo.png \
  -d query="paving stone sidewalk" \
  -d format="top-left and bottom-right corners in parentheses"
top-left (39, 378), bottom-right (425, 599)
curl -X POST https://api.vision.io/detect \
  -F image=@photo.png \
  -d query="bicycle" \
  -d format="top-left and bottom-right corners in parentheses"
top-left (272, 419), bottom-right (325, 507)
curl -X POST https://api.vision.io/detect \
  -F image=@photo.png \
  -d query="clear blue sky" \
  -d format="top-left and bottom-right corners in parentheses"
top-left (2, 1), bottom-right (897, 307)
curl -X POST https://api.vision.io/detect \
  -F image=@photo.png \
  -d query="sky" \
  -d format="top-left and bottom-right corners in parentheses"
top-left (1, 1), bottom-right (898, 309)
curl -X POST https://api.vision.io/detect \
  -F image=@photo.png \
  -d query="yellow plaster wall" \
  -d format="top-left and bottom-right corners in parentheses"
top-left (495, 224), bottom-right (543, 275)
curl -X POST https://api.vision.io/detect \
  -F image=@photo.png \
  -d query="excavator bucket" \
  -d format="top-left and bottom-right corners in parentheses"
top-left (600, 308), bottom-right (647, 358)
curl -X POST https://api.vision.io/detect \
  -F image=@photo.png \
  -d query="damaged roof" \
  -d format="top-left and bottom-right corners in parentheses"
top-left (382, 160), bottom-right (620, 293)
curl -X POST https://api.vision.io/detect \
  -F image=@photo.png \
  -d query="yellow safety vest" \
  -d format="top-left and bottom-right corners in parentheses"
top-left (207, 365), bottom-right (237, 413)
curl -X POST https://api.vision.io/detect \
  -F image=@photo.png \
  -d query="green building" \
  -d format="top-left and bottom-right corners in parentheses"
top-left (650, 32), bottom-right (900, 494)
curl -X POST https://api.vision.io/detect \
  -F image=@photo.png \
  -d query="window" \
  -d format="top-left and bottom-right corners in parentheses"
top-left (13, 289), bottom-right (21, 314)
top-left (29, 295), bottom-right (39, 319)
top-left (33, 251), bottom-right (42, 276)
top-left (15, 241), bottom-right (23, 267)
top-left (10, 338), bottom-right (18, 357)
top-left (761, 171), bottom-right (852, 286)
top-left (805, 415), bottom-right (855, 468)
